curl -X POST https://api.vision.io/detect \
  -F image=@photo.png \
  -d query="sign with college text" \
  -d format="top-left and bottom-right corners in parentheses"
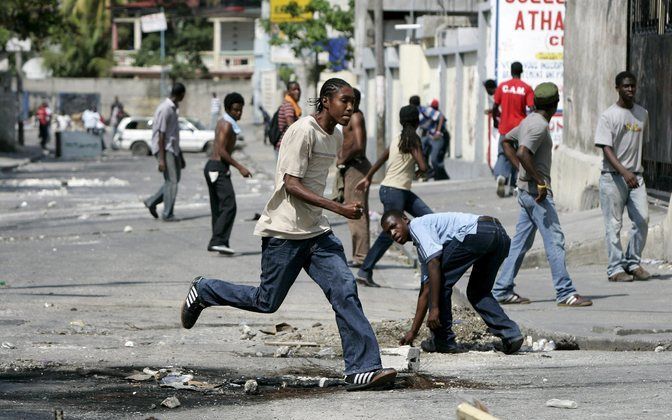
top-left (495, 0), bottom-right (565, 144)
top-left (270, 0), bottom-right (311, 23)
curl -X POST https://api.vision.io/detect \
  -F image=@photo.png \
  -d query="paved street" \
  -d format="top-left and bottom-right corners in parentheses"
top-left (1, 128), bottom-right (672, 419)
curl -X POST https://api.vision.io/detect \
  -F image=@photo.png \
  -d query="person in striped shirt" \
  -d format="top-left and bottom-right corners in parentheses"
top-left (275, 81), bottom-right (302, 153)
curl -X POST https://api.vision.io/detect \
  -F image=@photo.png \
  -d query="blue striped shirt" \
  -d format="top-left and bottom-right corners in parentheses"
top-left (409, 213), bottom-right (480, 284)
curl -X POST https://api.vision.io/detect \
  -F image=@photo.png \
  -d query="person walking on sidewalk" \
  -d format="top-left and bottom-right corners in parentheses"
top-left (210, 93), bottom-right (221, 129)
top-left (338, 88), bottom-right (372, 268)
top-left (419, 99), bottom-right (450, 181)
top-left (275, 81), bottom-right (302, 154)
top-left (492, 62), bottom-right (534, 197)
top-left (595, 71), bottom-right (650, 282)
top-left (180, 78), bottom-right (397, 391)
top-left (144, 83), bottom-right (186, 222)
top-left (354, 105), bottom-right (432, 287)
top-left (492, 83), bottom-right (593, 307)
top-left (384, 210), bottom-right (523, 354)
top-left (205, 92), bottom-right (252, 255)
top-left (36, 101), bottom-right (52, 150)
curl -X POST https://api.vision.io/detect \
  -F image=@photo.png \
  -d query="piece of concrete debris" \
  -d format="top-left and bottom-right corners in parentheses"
top-left (244, 379), bottom-right (259, 395)
top-left (124, 341), bottom-right (135, 347)
top-left (161, 396), bottom-right (181, 409)
top-left (275, 322), bottom-right (295, 333)
top-left (143, 367), bottom-right (159, 376)
top-left (255, 351), bottom-right (263, 357)
top-left (654, 345), bottom-right (666, 352)
top-left (126, 372), bottom-right (154, 381)
top-left (531, 339), bottom-right (556, 352)
top-left (1, 342), bottom-right (16, 349)
top-left (456, 402), bottom-right (499, 420)
top-left (317, 347), bottom-right (335, 358)
top-left (312, 322), bottom-right (322, 328)
top-left (44, 302), bottom-right (54, 308)
top-left (47, 201), bottom-right (57, 208)
top-left (123, 225), bottom-right (133, 233)
top-left (274, 346), bottom-right (291, 358)
top-left (380, 346), bottom-right (421, 372)
top-left (240, 324), bottom-right (257, 340)
top-left (545, 399), bottom-right (578, 409)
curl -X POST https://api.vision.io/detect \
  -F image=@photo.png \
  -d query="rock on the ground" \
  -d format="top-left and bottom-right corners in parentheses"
top-left (546, 399), bottom-right (578, 409)
top-left (380, 346), bottom-right (420, 372)
top-left (161, 396), bottom-right (181, 408)
top-left (274, 346), bottom-right (291, 358)
top-left (244, 379), bottom-right (259, 395)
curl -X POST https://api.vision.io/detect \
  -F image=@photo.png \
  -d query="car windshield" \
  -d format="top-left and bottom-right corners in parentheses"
top-left (186, 118), bottom-right (206, 130)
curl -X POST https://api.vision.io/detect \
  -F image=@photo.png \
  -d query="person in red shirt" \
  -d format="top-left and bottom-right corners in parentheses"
top-left (492, 62), bottom-right (534, 197)
top-left (36, 101), bottom-right (52, 150)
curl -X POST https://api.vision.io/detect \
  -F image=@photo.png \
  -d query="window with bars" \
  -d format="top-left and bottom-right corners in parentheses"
top-left (632, 0), bottom-right (672, 34)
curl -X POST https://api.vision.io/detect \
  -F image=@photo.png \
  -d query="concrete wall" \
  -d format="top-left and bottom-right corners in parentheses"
top-left (554, 0), bottom-right (628, 211)
top-left (23, 78), bottom-right (255, 127)
top-left (0, 72), bottom-right (16, 151)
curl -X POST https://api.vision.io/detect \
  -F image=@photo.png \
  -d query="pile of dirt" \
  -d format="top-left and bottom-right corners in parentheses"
top-left (279, 304), bottom-right (499, 356)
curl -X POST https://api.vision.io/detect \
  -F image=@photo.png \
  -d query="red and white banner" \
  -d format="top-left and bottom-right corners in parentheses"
top-left (494, 0), bottom-right (565, 145)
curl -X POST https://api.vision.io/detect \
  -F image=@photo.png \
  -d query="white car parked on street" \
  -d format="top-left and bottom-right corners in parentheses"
top-left (112, 117), bottom-right (217, 156)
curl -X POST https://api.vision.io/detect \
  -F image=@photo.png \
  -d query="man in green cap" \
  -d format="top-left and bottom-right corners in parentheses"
top-left (492, 82), bottom-right (593, 307)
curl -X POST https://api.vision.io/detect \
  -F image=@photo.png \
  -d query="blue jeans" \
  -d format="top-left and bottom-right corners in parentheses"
top-left (197, 231), bottom-right (382, 375)
top-left (358, 186), bottom-right (433, 279)
top-left (493, 135), bottom-right (517, 187)
top-left (422, 134), bottom-right (449, 180)
top-left (434, 220), bottom-right (522, 344)
top-left (145, 152), bottom-right (181, 219)
top-left (599, 173), bottom-right (649, 277)
top-left (492, 190), bottom-right (577, 302)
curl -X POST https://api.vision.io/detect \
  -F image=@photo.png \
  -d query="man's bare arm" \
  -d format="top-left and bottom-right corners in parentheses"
top-left (284, 174), bottom-right (362, 219)
top-left (217, 120), bottom-right (251, 177)
top-left (517, 145), bottom-right (547, 203)
top-left (502, 140), bottom-right (519, 168)
top-left (426, 258), bottom-right (443, 330)
top-left (410, 145), bottom-right (429, 174)
top-left (600, 145), bottom-right (638, 188)
top-left (400, 283), bottom-right (429, 345)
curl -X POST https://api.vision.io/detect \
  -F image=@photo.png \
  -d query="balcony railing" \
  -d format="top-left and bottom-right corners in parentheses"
top-left (112, 50), bottom-right (255, 74)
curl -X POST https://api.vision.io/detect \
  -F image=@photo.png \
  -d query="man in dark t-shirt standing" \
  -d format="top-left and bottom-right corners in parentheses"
top-left (492, 62), bottom-right (534, 197)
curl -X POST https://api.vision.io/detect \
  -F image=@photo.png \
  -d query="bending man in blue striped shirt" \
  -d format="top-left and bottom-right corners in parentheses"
top-left (381, 210), bottom-right (523, 354)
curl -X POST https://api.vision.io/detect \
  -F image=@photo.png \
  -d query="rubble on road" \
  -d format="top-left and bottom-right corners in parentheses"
top-left (545, 399), bottom-right (578, 409)
top-left (244, 379), bottom-right (259, 395)
top-left (160, 396), bottom-right (181, 409)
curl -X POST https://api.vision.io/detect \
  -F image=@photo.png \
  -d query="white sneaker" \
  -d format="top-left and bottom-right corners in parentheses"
top-left (496, 175), bottom-right (506, 197)
top-left (208, 245), bottom-right (235, 255)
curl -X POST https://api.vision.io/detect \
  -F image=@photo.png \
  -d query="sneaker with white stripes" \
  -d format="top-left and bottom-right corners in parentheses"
top-left (557, 294), bottom-right (592, 307)
top-left (181, 276), bottom-right (208, 329)
top-left (344, 368), bottom-right (397, 391)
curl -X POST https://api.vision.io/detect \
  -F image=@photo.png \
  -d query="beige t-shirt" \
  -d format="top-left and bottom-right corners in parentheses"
top-left (381, 135), bottom-right (416, 190)
top-left (254, 116), bottom-right (340, 239)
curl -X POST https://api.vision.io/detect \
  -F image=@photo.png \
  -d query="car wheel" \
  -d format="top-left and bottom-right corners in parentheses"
top-left (204, 141), bottom-right (214, 156)
top-left (131, 141), bottom-right (150, 156)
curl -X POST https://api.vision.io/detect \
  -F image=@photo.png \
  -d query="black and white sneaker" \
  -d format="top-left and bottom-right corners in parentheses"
top-left (181, 276), bottom-right (208, 329)
top-left (208, 244), bottom-right (235, 255)
top-left (344, 368), bottom-right (397, 391)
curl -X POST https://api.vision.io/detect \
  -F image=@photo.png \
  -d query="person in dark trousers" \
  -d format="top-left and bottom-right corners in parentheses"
top-left (36, 101), bottom-right (51, 150)
top-left (180, 78), bottom-right (397, 391)
top-left (595, 71), bottom-right (650, 282)
top-left (354, 105), bottom-right (431, 287)
top-left (492, 83), bottom-right (593, 307)
top-left (492, 62), bottom-right (534, 197)
top-left (205, 92), bottom-right (252, 255)
top-left (382, 210), bottom-right (523, 354)
top-left (483, 79), bottom-right (500, 130)
top-left (420, 99), bottom-right (450, 180)
top-left (338, 88), bottom-right (372, 267)
top-left (144, 83), bottom-right (186, 222)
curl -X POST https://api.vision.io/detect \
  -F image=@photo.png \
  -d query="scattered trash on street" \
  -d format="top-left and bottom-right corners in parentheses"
top-left (546, 399), bottom-right (578, 409)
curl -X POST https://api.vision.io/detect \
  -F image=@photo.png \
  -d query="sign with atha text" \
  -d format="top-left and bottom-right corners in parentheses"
top-left (495, 0), bottom-right (565, 144)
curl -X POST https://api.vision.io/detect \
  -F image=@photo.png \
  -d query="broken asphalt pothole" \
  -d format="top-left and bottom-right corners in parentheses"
top-left (0, 366), bottom-right (489, 417)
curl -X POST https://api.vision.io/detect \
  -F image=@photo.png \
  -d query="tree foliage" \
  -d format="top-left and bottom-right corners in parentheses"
top-left (262, 0), bottom-right (354, 85)
top-left (0, 0), bottom-right (63, 56)
top-left (132, 15), bottom-right (212, 80)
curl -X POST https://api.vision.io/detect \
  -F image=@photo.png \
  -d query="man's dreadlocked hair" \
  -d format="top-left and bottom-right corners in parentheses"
top-left (398, 104), bottom-right (421, 154)
top-left (311, 78), bottom-right (352, 112)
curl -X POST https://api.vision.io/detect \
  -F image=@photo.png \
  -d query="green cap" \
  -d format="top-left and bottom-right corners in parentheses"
top-left (534, 82), bottom-right (559, 105)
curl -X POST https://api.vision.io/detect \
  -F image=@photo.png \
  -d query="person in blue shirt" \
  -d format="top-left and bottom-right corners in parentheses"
top-left (381, 210), bottom-right (523, 354)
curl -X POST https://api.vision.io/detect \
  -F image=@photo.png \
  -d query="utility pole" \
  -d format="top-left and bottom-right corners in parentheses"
top-left (374, 0), bottom-right (385, 178)
top-left (15, 51), bottom-right (24, 146)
